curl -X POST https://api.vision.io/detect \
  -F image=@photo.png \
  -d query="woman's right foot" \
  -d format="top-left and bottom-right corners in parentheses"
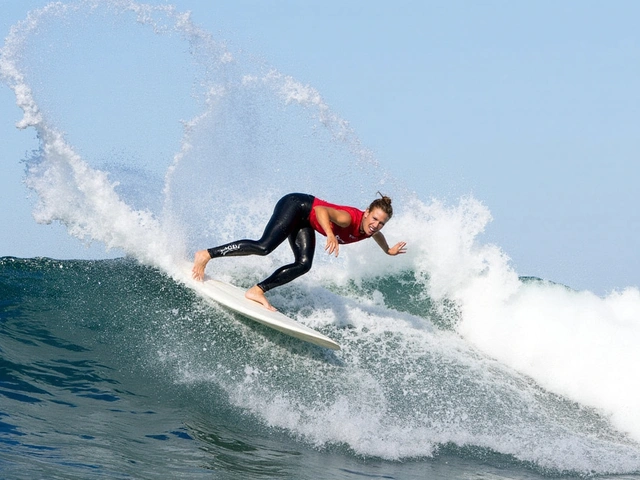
top-left (191, 250), bottom-right (211, 281)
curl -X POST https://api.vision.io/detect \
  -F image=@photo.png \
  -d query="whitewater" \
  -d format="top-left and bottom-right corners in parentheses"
top-left (2, 1), bottom-right (640, 477)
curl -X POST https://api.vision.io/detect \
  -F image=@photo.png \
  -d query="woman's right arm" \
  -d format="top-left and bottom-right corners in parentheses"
top-left (313, 206), bottom-right (352, 257)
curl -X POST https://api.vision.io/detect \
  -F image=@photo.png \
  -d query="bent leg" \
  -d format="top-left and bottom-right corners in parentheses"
top-left (257, 225), bottom-right (315, 293)
top-left (192, 238), bottom-right (267, 281)
top-left (192, 193), bottom-right (314, 282)
top-left (208, 193), bottom-right (314, 259)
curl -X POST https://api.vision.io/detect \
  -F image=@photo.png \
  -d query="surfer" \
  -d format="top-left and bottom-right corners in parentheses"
top-left (192, 192), bottom-right (407, 311)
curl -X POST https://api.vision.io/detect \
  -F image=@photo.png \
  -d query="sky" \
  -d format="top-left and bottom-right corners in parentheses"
top-left (1, 0), bottom-right (639, 295)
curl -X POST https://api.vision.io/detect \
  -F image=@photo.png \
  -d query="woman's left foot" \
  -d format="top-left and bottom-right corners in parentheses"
top-left (245, 285), bottom-right (277, 311)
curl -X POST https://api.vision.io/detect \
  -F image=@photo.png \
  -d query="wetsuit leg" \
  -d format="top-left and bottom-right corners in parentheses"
top-left (207, 193), bottom-right (314, 260)
top-left (257, 225), bottom-right (316, 292)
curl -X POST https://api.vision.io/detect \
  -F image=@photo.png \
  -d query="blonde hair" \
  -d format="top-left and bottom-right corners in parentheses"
top-left (367, 191), bottom-right (393, 219)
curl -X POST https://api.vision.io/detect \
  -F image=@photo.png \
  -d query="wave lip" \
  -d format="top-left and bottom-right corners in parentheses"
top-left (3, 1), bottom-right (640, 476)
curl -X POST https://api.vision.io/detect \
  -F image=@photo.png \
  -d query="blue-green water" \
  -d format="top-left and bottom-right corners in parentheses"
top-left (3, 2), bottom-right (640, 478)
top-left (2, 257), bottom-right (640, 479)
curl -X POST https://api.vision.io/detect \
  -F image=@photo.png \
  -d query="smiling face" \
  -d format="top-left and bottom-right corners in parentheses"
top-left (361, 207), bottom-right (390, 236)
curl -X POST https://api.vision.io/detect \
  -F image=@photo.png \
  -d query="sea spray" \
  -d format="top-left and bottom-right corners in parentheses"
top-left (1, 0), bottom-right (386, 267)
top-left (3, 1), bottom-right (640, 475)
top-left (165, 270), bottom-right (640, 473)
top-left (459, 278), bottom-right (640, 442)
top-left (372, 195), bottom-right (640, 444)
top-left (1, 2), bottom-right (178, 269)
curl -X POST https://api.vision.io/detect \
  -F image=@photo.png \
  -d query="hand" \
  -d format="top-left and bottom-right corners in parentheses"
top-left (325, 235), bottom-right (340, 257)
top-left (388, 241), bottom-right (407, 256)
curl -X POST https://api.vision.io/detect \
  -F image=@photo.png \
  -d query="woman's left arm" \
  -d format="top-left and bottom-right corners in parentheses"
top-left (372, 232), bottom-right (407, 256)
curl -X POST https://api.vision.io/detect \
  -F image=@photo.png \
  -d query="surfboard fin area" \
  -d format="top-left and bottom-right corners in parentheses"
top-left (181, 267), bottom-right (341, 350)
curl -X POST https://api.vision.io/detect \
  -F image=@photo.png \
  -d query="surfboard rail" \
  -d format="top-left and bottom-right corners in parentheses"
top-left (185, 272), bottom-right (340, 350)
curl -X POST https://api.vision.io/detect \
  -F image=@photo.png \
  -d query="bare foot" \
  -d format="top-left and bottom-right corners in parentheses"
top-left (245, 285), bottom-right (277, 311)
top-left (192, 250), bottom-right (211, 281)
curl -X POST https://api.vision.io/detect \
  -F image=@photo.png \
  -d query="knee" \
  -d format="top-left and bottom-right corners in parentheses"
top-left (254, 236), bottom-right (278, 256)
top-left (256, 245), bottom-right (272, 256)
top-left (247, 237), bottom-right (271, 256)
top-left (298, 257), bottom-right (313, 274)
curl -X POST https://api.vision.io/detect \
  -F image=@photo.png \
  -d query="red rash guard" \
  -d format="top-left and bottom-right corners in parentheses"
top-left (309, 198), bottom-right (369, 244)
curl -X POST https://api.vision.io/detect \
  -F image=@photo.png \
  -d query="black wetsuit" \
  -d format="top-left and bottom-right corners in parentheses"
top-left (207, 193), bottom-right (316, 292)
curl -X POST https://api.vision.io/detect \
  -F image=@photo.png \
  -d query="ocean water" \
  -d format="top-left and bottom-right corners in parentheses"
top-left (1, 257), bottom-right (640, 480)
top-left (2, 2), bottom-right (640, 479)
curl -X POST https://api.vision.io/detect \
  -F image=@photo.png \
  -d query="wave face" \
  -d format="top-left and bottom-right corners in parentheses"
top-left (2, 2), bottom-right (640, 478)
top-left (2, 257), bottom-right (640, 479)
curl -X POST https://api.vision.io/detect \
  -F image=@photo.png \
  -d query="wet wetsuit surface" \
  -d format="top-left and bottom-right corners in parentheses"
top-left (207, 193), bottom-right (316, 292)
top-left (206, 192), bottom-right (369, 292)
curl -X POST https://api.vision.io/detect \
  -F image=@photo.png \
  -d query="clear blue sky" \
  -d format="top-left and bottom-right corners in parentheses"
top-left (2, 0), bottom-right (639, 295)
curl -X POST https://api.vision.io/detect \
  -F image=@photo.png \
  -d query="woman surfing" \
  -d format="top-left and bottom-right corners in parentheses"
top-left (192, 192), bottom-right (407, 311)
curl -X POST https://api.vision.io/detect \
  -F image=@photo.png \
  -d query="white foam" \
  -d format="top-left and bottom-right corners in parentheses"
top-left (4, 1), bottom-right (640, 471)
top-left (385, 196), bottom-right (640, 443)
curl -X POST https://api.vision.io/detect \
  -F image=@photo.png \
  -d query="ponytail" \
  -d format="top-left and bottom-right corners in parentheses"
top-left (367, 191), bottom-right (393, 219)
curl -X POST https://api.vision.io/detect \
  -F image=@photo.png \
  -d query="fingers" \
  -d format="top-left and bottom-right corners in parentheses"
top-left (392, 241), bottom-right (407, 255)
top-left (325, 242), bottom-right (339, 257)
top-left (325, 237), bottom-right (340, 257)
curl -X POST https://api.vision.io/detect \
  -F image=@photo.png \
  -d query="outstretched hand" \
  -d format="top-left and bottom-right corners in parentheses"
top-left (388, 241), bottom-right (407, 256)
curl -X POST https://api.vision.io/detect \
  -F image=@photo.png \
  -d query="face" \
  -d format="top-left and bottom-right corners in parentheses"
top-left (361, 207), bottom-right (389, 235)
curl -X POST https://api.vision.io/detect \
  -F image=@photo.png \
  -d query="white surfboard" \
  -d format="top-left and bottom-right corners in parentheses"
top-left (185, 272), bottom-right (340, 350)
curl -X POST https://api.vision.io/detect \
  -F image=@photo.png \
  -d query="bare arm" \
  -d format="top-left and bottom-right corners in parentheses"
top-left (372, 232), bottom-right (407, 256)
top-left (313, 206), bottom-right (352, 257)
